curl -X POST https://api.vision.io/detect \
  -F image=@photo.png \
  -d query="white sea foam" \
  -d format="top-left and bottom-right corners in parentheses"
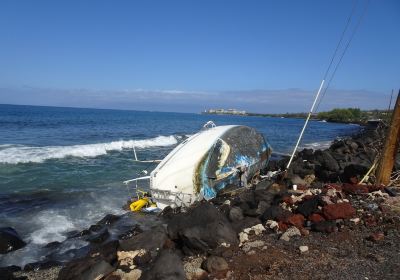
top-left (0, 188), bottom-right (127, 267)
top-left (300, 140), bottom-right (332, 151)
top-left (30, 210), bottom-right (76, 245)
top-left (0, 135), bottom-right (178, 164)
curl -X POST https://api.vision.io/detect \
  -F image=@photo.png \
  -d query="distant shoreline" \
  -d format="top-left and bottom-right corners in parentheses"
top-left (203, 108), bottom-right (391, 125)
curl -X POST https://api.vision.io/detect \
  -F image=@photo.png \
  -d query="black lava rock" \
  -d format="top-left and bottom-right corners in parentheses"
top-left (311, 221), bottom-right (337, 233)
top-left (167, 203), bottom-right (238, 254)
top-left (296, 196), bottom-right (320, 217)
top-left (119, 226), bottom-right (167, 255)
top-left (0, 227), bottom-right (26, 254)
top-left (315, 150), bottom-right (340, 172)
top-left (85, 228), bottom-right (110, 244)
top-left (96, 214), bottom-right (120, 226)
top-left (341, 164), bottom-right (369, 183)
top-left (59, 259), bottom-right (114, 280)
top-left (118, 224), bottom-right (143, 240)
top-left (141, 249), bottom-right (185, 280)
top-left (89, 240), bottom-right (119, 265)
top-left (228, 206), bottom-right (244, 222)
top-left (231, 216), bottom-right (261, 233)
top-left (23, 260), bottom-right (61, 271)
top-left (261, 205), bottom-right (291, 223)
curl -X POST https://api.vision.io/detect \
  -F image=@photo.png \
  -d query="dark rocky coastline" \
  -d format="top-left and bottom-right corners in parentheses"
top-left (2, 125), bottom-right (400, 280)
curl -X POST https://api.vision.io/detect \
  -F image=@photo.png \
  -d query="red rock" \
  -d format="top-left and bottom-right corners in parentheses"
top-left (342, 184), bottom-right (369, 195)
top-left (309, 213), bottom-right (325, 223)
top-left (322, 202), bottom-right (356, 220)
top-left (277, 221), bottom-right (288, 231)
top-left (367, 232), bottom-right (385, 242)
top-left (282, 196), bottom-right (294, 205)
top-left (285, 214), bottom-right (305, 228)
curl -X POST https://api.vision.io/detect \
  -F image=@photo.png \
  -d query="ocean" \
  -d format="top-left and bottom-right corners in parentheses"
top-left (0, 104), bottom-right (361, 266)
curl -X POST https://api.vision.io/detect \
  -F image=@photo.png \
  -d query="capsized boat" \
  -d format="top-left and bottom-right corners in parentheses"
top-left (124, 122), bottom-right (272, 210)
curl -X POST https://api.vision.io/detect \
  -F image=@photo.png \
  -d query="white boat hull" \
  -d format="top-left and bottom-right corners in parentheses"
top-left (149, 125), bottom-right (271, 209)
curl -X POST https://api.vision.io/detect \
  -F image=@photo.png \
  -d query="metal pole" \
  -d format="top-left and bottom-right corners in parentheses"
top-left (286, 80), bottom-right (325, 170)
top-left (376, 89), bottom-right (400, 185)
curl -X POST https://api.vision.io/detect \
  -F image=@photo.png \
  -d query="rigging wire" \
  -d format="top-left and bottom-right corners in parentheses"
top-left (315, 0), bottom-right (370, 113)
top-left (286, 0), bottom-right (370, 170)
top-left (321, 0), bottom-right (359, 82)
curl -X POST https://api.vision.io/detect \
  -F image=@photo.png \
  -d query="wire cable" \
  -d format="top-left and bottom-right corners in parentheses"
top-left (315, 0), bottom-right (370, 113)
top-left (321, 0), bottom-right (359, 82)
top-left (286, 0), bottom-right (370, 170)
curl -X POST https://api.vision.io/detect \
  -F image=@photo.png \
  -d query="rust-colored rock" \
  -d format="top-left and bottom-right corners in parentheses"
top-left (282, 196), bottom-right (294, 205)
top-left (309, 213), bottom-right (325, 223)
top-left (322, 202), bottom-right (356, 220)
top-left (277, 221), bottom-right (288, 232)
top-left (285, 214), bottom-right (305, 228)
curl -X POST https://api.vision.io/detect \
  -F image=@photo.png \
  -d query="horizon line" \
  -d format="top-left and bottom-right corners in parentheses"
top-left (0, 102), bottom-right (390, 116)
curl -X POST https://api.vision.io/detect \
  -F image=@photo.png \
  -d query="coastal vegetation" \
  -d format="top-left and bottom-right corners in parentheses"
top-left (206, 108), bottom-right (392, 124)
top-left (318, 108), bottom-right (392, 123)
top-left (317, 108), bottom-right (363, 123)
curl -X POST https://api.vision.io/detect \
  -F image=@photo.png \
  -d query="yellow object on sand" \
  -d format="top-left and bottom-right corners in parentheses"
top-left (130, 197), bottom-right (149, 212)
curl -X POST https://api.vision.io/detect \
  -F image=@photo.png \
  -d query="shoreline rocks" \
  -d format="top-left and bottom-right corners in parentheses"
top-left (0, 227), bottom-right (26, 255)
top-left (3, 125), bottom-right (400, 279)
top-left (271, 125), bottom-right (395, 186)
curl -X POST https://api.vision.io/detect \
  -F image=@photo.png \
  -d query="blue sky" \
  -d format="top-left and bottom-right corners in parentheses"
top-left (0, 0), bottom-right (399, 113)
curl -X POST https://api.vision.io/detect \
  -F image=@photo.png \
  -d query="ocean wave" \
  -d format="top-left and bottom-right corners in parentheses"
top-left (0, 189), bottom-right (127, 267)
top-left (300, 140), bottom-right (332, 150)
top-left (0, 136), bottom-right (178, 164)
top-left (30, 210), bottom-right (76, 245)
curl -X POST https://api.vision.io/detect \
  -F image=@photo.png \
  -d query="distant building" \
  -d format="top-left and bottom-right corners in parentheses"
top-left (203, 108), bottom-right (247, 115)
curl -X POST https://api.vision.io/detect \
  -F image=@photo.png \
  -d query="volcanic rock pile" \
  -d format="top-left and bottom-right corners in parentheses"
top-left (46, 178), bottom-right (398, 280)
top-left (271, 127), bottom-right (396, 185)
